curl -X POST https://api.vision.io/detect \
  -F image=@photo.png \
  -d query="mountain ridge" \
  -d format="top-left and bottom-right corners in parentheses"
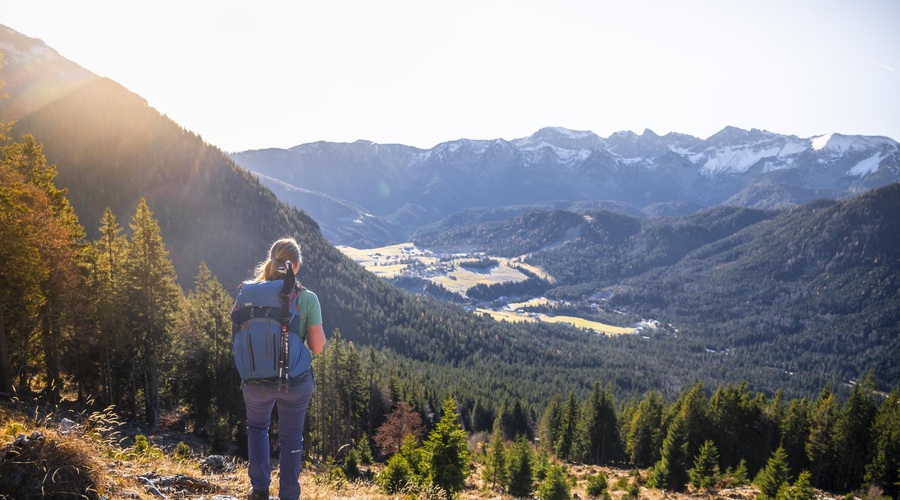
top-left (232, 125), bottom-right (900, 247)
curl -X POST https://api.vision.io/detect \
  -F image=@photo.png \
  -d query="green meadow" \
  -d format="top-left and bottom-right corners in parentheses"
top-left (339, 243), bottom-right (635, 336)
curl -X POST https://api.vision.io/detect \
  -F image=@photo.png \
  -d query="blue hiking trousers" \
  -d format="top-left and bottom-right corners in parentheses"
top-left (242, 372), bottom-right (314, 500)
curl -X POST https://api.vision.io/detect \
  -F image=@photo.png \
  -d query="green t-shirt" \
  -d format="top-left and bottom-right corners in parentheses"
top-left (292, 288), bottom-right (322, 330)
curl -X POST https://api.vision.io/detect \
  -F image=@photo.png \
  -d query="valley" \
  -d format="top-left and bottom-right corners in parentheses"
top-left (338, 242), bottom-right (639, 335)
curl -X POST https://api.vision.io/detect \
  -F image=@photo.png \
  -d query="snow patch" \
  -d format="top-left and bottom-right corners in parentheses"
top-left (520, 142), bottom-right (591, 163)
top-left (548, 127), bottom-right (594, 139)
top-left (698, 144), bottom-right (782, 175)
top-left (847, 153), bottom-right (885, 176)
top-left (811, 134), bottom-right (833, 151)
top-left (779, 141), bottom-right (809, 156)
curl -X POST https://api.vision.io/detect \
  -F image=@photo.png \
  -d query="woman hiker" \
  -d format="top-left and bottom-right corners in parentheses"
top-left (234, 237), bottom-right (326, 500)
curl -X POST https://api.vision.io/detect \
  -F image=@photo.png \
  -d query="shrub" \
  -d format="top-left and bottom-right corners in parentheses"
top-left (586, 472), bottom-right (608, 497)
top-left (378, 454), bottom-right (414, 493)
top-left (204, 417), bottom-right (232, 454)
top-left (173, 441), bottom-right (192, 462)
top-left (343, 448), bottom-right (360, 479)
top-left (537, 463), bottom-right (572, 500)
top-left (117, 434), bottom-right (163, 460)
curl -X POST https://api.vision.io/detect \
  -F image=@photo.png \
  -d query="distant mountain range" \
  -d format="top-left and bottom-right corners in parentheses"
top-left (231, 126), bottom-right (900, 247)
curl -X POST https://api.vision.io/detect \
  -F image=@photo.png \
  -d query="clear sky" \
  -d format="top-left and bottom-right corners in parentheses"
top-left (3, 1), bottom-right (899, 152)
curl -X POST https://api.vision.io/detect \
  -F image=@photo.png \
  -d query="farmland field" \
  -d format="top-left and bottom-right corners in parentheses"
top-left (338, 243), bottom-right (636, 336)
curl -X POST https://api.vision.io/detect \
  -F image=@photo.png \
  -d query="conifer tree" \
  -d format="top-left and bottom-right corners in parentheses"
top-left (537, 462), bottom-right (572, 500)
top-left (502, 399), bottom-right (531, 441)
top-left (484, 418), bottom-right (507, 489)
top-left (423, 398), bottom-right (470, 494)
top-left (648, 413), bottom-right (689, 491)
top-left (540, 393), bottom-right (563, 451)
top-left (732, 458), bottom-right (750, 486)
top-left (833, 371), bottom-right (878, 490)
top-left (788, 471), bottom-right (816, 500)
top-left (377, 453), bottom-right (413, 494)
top-left (864, 388), bottom-right (900, 498)
top-left (506, 434), bottom-right (534, 498)
top-left (805, 386), bottom-right (838, 487)
top-left (1, 134), bottom-right (85, 400)
top-left (178, 262), bottom-right (236, 429)
top-left (689, 440), bottom-right (720, 490)
top-left (627, 390), bottom-right (664, 467)
top-left (555, 392), bottom-right (579, 460)
top-left (781, 397), bottom-right (811, 476)
top-left (676, 382), bottom-right (709, 459)
top-left (356, 432), bottom-right (374, 465)
top-left (123, 198), bottom-right (181, 427)
top-left (574, 381), bottom-right (621, 465)
top-left (0, 144), bottom-right (57, 395)
top-left (90, 208), bottom-right (130, 407)
top-left (755, 447), bottom-right (791, 500)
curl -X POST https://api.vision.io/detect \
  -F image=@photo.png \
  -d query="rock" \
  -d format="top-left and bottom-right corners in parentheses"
top-left (59, 417), bottom-right (79, 434)
top-left (200, 454), bottom-right (237, 474)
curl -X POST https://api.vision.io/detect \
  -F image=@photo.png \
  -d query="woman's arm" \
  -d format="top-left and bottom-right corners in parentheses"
top-left (306, 324), bottom-right (326, 355)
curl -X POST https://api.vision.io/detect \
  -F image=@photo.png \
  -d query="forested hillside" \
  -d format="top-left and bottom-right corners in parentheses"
top-left (414, 188), bottom-right (900, 390)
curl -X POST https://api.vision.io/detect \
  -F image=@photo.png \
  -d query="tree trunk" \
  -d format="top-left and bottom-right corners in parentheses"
top-left (145, 337), bottom-right (160, 428)
top-left (0, 305), bottom-right (13, 396)
top-left (42, 311), bottom-right (61, 401)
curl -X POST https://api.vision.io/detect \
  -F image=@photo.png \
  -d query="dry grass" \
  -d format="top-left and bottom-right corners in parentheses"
top-left (0, 404), bottom-right (842, 500)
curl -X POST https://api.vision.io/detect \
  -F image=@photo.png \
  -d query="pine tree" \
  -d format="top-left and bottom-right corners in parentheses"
top-left (123, 198), bottom-right (181, 428)
top-left (423, 398), bottom-right (470, 494)
top-left (574, 381), bottom-right (621, 465)
top-left (502, 399), bottom-right (531, 441)
top-left (178, 262), bottom-right (236, 430)
top-left (732, 458), bottom-right (750, 486)
top-left (537, 462), bottom-right (572, 500)
top-left (805, 386), bottom-right (838, 487)
top-left (356, 432), bottom-right (374, 465)
top-left (781, 397), bottom-right (810, 476)
top-left (586, 472), bottom-right (608, 498)
top-left (307, 332), bottom-right (371, 458)
top-left (648, 413), bottom-right (689, 491)
top-left (833, 371), bottom-right (878, 490)
top-left (689, 440), bottom-right (720, 490)
top-left (484, 418), bottom-right (507, 489)
top-left (1, 134), bottom-right (84, 400)
top-left (755, 447), bottom-right (791, 500)
top-left (541, 393), bottom-right (563, 451)
top-left (377, 453), bottom-right (413, 493)
top-left (676, 382), bottom-right (709, 459)
top-left (91, 208), bottom-right (130, 408)
top-left (789, 471), bottom-right (816, 500)
top-left (506, 434), bottom-right (534, 498)
top-left (864, 388), bottom-right (900, 498)
top-left (627, 390), bottom-right (664, 467)
top-left (0, 144), bottom-right (56, 395)
top-left (555, 392), bottom-right (579, 460)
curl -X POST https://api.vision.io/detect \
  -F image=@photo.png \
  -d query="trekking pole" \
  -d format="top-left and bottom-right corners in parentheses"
top-left (277, 261), bottom-right (295, 391)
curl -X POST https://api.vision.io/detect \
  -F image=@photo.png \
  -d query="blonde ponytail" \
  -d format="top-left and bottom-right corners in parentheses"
top-left (253, 238), bottom-right (302, 282)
